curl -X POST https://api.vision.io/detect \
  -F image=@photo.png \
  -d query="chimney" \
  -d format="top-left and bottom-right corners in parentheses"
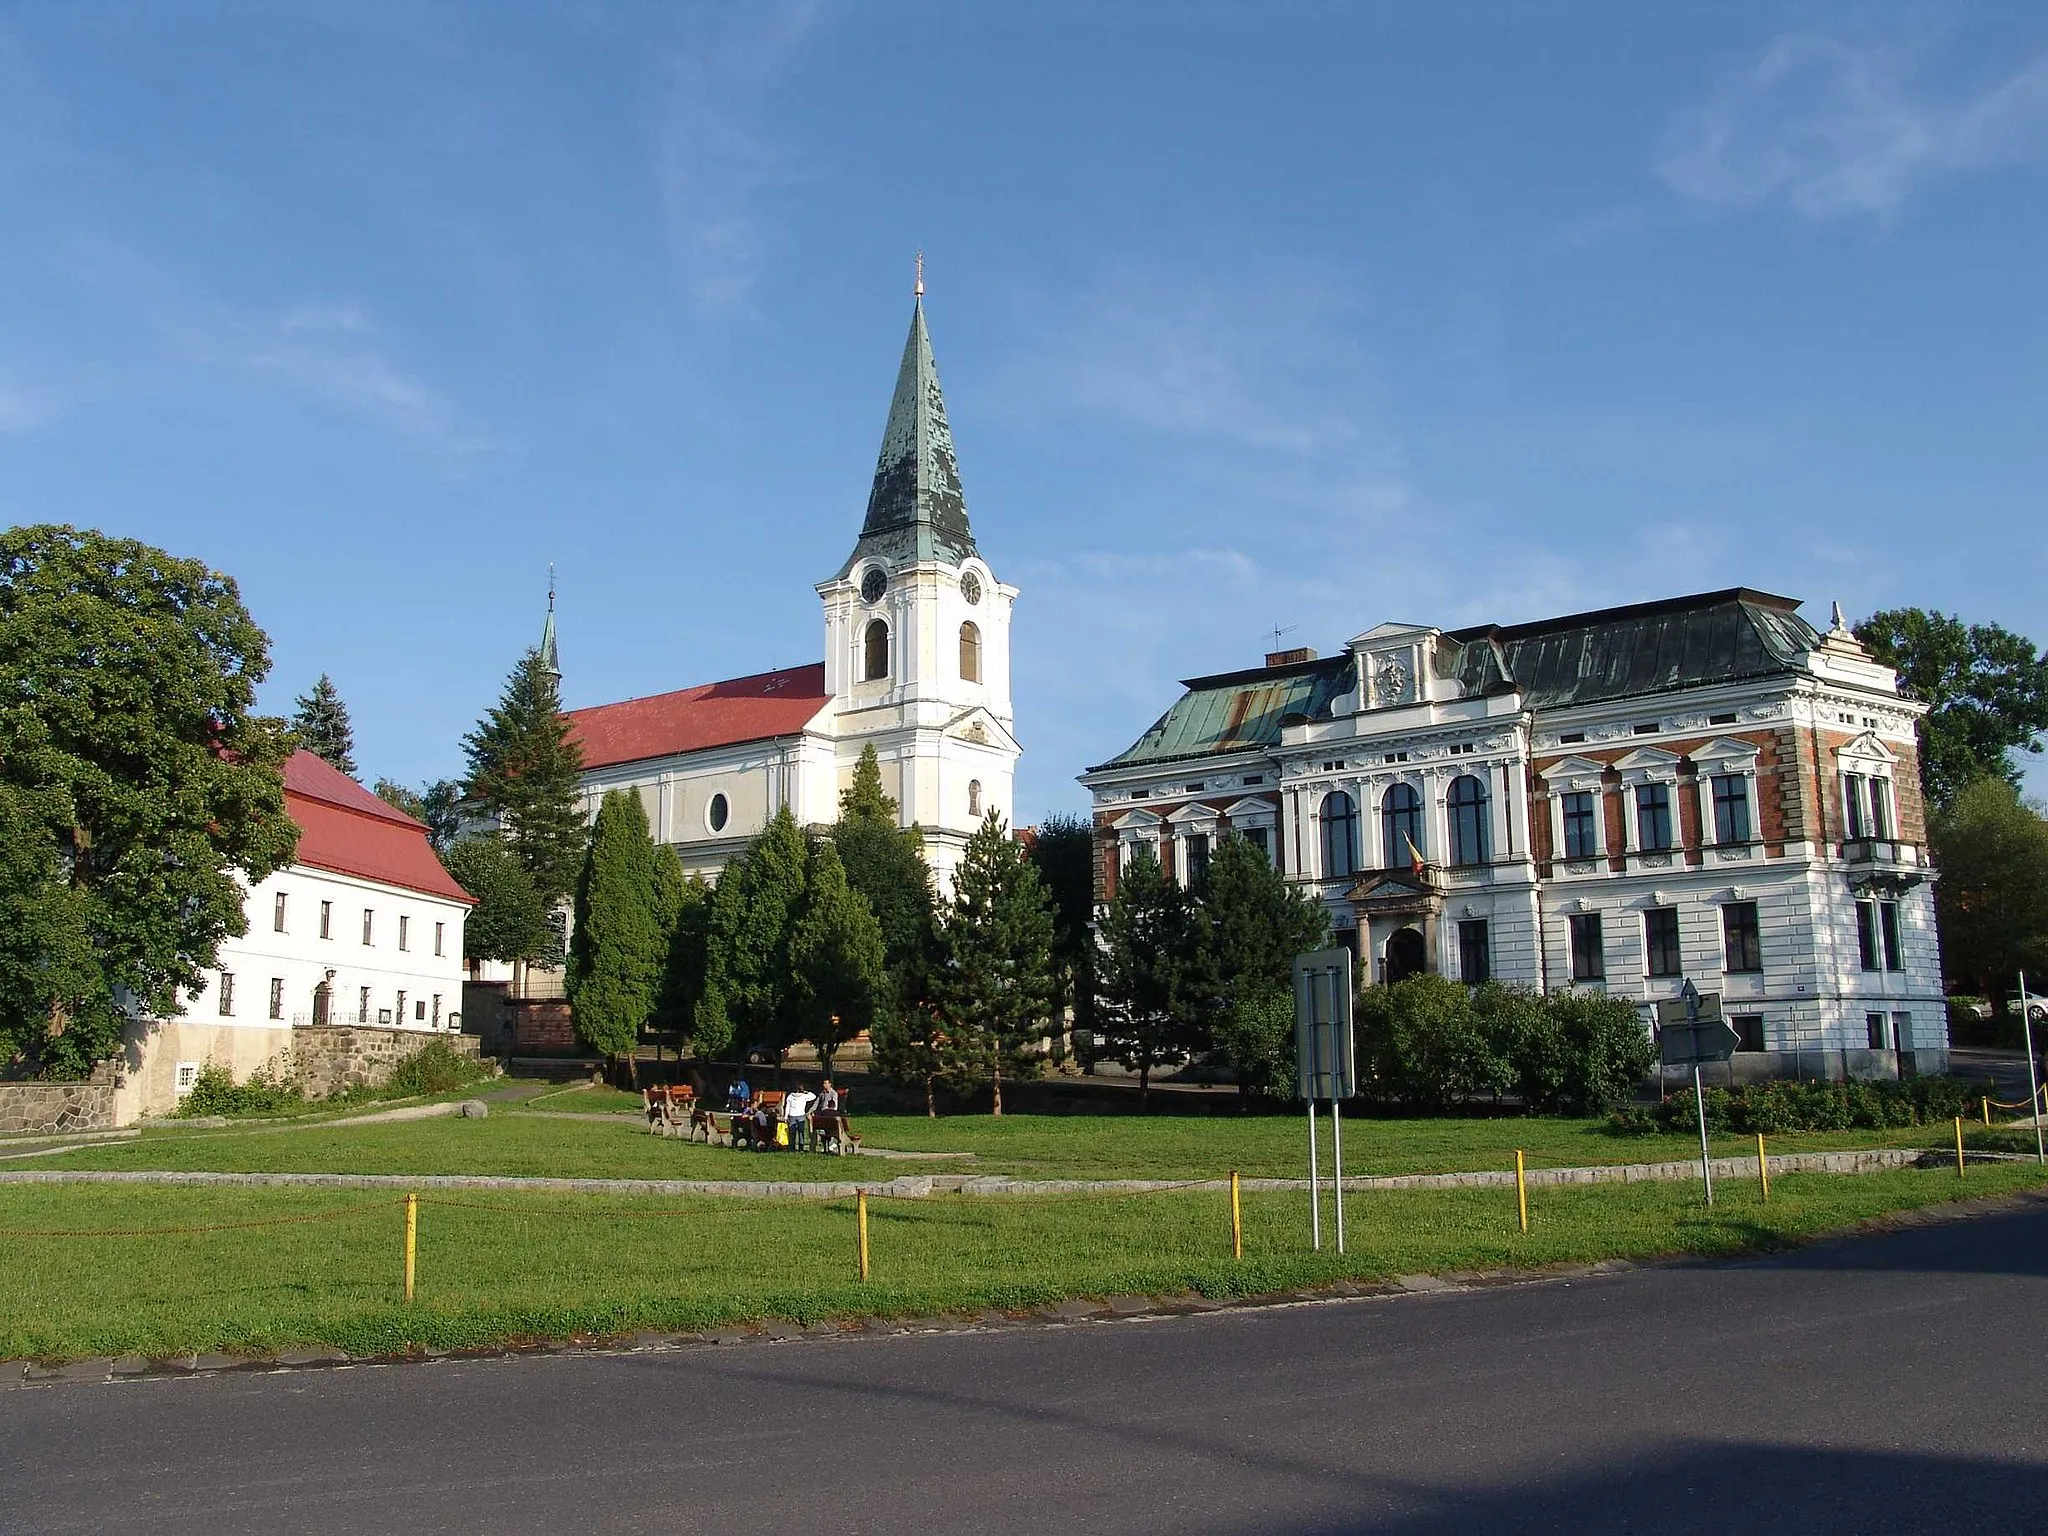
top-left (1265, 646), bottom-right (1317, 668)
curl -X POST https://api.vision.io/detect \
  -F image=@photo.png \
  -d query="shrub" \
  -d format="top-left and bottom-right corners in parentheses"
top-left (1608, 1075), bottom-right (1979, 1136)
top-left (176, 1062), bottom-right (305, 1118)
top-left (384, 1037), bottom-right (495, 1098)
top-left (1355, 975), bottom-right (1510, 1111)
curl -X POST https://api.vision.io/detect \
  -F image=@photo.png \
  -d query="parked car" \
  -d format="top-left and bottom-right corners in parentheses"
top-left (2009, 995), bottom-right (2048, 1026)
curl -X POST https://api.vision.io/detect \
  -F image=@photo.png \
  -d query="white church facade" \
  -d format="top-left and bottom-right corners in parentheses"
top-left (559, 285), bottom-right (1020, 891)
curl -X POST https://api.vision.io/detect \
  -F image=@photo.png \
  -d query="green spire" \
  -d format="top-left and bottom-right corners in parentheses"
top-left (843, 273), bottom-right (977, 574)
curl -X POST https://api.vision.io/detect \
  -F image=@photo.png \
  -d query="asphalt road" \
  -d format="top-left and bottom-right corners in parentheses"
top-left (6, 1201), bottom-right (2047, 1535)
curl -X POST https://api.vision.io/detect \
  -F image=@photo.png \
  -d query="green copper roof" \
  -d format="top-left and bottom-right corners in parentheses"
top-left (841, 299), bottom-right (977, 574)
top-left (1092, 655), bottom-right (1357, 771)
top-left (539, 581), bottom-right (561, 682)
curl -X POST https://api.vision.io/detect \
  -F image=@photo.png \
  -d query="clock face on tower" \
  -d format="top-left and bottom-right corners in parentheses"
top-left (1375, 656), bottom-right (1410, 705)
top-left (961, 571), bottom-right (982, 606)
top-left (860, 567), bottom-right (887, 605)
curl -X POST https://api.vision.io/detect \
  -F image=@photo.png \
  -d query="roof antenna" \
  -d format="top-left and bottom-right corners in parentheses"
top-left (914, 249), bottom-right (924, 301)
top-left (1267, 623), bottom-right (1297, 655)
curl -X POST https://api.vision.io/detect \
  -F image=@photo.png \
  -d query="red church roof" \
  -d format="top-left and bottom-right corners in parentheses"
top-left (567, 662), bottom-right (830, 771)
top-left (283, 750), bottom-right (474, 904)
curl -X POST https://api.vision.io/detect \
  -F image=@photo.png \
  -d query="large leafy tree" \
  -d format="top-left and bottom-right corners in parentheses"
top-left (462, 646), bottom-right (585, 905)
top-left (290, 674), bottom-right (358, 776)
top-left (696, 806), bottom-right (810, 1067)
top-left (789, 840), bottom-right (888, 1075)
top-left (937, 811), bottom-right (1059, 1114)
top-left (1094, 847), bottom-right (1209, 1110)
top-left (1855, 609), bottom-right (2048, 809)
top-left (566, 791), bottom-right (666, 1079)
top-left (1197, 832), bottom-right (1328, 1104)
top-left (1026, 813), bottom-right (1098, 1059)
top-left (1929, 778), bottom-right (2048, 1005)
top-left (374, 778), bottom-right (463, 853)
top-left (0, 526), bottom-right (298, 1076)
top-left (442, 835), bottom-right (557, 968)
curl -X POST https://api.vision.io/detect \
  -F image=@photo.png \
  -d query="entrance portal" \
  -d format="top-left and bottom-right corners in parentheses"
top-left (1385, 926), bottom-right (1427, 984)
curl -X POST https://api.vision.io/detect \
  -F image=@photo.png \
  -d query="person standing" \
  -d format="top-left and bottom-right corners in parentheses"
top-left (783, 1086), bottom-right (813, 1152)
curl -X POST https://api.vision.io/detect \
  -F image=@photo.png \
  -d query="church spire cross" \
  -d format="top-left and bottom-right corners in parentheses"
top-left (915, 249), bottom-right (924, 300)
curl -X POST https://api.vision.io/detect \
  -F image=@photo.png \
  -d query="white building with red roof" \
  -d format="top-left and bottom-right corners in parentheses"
top-left (115, 749), bottom-right (475, 1120)
top-left (562, 282), bottom-right (1020, 891)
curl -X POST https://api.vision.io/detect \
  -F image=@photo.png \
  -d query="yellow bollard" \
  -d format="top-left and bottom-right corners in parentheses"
top-left (1956, 1117), bottom-right (1966, 1179)
top-left (1231, 1171), bottom-right (1243, 1261)
top-left (1756, 1133), bottom-right (1769, 1203)
top-left (857, 1188), bottom-right (870, 1282)
top-left (1515, 1150), bottom-right (1529, 1235)
top-left (404, 1193), bottom-right (417, 1303)
top-left (1983, 1097), bottom-right (1992, 1127)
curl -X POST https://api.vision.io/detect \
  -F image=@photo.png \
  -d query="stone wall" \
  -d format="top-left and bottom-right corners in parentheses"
top-left (0, 1062), bottom-right (117, 1136)
top-left (509, 1000), bottom-right (579, 1056)
top-left (288, 1026), bottom-right (481, 1100)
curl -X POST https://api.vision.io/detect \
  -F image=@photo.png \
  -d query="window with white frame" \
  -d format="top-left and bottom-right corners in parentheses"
top-left (1635, 783), bottom-right (1674, 851)
top-left (1561, 791), bottom-right (1599, 859)
top-left (1843, 772), bottom-right (1896, 840)
top-left (1569, 914), bottom-right (1604, 981)
top-left (1614, 747), bottom-right (1681, 854)
top-left (1447, 775), bottom-right (1490, 866)
top-left (1711, 775), bottom-right (1752, 845)
top-left (1321, 791), bottom-right (1359, 878)
top-left (1380, 783), bottom-right (1422, 870)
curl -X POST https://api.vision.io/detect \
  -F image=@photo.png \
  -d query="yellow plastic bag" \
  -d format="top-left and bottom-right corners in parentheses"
top-left (775, 1120), bottom-right (790, 1147)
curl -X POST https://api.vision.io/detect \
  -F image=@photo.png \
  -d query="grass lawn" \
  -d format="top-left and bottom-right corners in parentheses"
top-left (3, 1163), bottom-right (2040, 1363)
top-left (22, 1106), bottom-right (1959, 1184)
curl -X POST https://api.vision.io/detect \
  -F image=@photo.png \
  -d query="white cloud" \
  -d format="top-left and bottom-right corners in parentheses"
top-left (1659, 33), bottom-right (2048, 218)
top-left (653, 2), bottom-right (819, 314)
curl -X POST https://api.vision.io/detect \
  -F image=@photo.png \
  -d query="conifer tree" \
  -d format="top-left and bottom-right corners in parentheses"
top-left (1095, 846), bottom-right (1209, 1111)
top-left (789, 840), bottom-right (888, 1075)
top-left (830, 743), bottom-right (935, 975)
top-left (461, 646), bottom-right (585, 905)
top-left (1026, 813), bottom-right (1099, 1059)
top-left (696, 806), bottom-right (809, 1069)
top-left (1195, 832), bottom-right (1328, 1105)
top-left (290, 674), bottom-right (357, 776)
top-left (653, 856), bottom-right (714, 1047)
top-left (374, 778), bottom-right (463, 852)
top-left (936, 811), bottom-right (1058, 1115)
top-left (566, 790), bottom-right (664, 1081)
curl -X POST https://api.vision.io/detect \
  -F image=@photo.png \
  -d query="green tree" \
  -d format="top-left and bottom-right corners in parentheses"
top-left (1855, 609), bottom-right (2048, 809)
top-left (0, 526), bottom-right (298, 1077)
top-left (1929, 777), bottom-right (2048, 1005)
top-left (1094, 847), bottom-right (1209, 1111)
top-left (566, 791), bottom-right (664, 1080)
top-left (1195, 832), bottom-right (1329, 1105)
top-left (462, 646), bottom-right (586, 904)
top-left (0, 781), bottom-right (101, 1072)
top-left (442, 836), bottom-right (557, 967)
top-left (830, 743), bottom-right (935, 977)
top-left (290, 674), bottom-right (357, 776)
top-left (789, 840), bottom-right (888, 1075)
top-left (696, 807), bottom-right (810, 1069)
top-left (937, 811), bottom-right (1059, 1114)
top-left (374, 778), bottom-right (463, 853)
top-left (652, 858), bottom-right (714, 1048)
top-left (869, 956), bottom-right (976, 1117)
top-left (1027, 813), bottom-right (1098, 1061)
top-left (1540, 988), bottom-right (1656, 1115)
top-left (1353, 974), bottom-right (1508, 1112)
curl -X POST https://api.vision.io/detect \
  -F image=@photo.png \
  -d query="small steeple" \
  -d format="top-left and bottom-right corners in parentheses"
top-left (842, 264), bottom-right (976, 573)
top-left (539, 566), bottom-right (562, 684)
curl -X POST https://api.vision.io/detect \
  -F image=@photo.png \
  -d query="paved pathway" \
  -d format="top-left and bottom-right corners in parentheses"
top-left (5, 1192), bottom-right (2045, 1533)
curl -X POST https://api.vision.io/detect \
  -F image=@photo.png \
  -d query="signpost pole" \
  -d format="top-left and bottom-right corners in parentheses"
top-left (1693, 1062), bottom-right (1713, 1207)
top-left (1332, 1098), bottom-right (1345, 1255)
top-left (2021, 971), bottom-right (2044, 1166)
top-left (1307, 1101), bottom-right (1321, 1252)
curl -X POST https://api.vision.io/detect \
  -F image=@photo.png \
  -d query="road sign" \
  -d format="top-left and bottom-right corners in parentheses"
top-left (1293, 948), bottom-right (1356, 1102)
top-left (1656, 988), bottom-right (1737, 1066)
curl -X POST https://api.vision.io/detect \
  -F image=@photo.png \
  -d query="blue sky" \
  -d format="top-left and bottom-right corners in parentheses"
top-left (3, 1), bottom-right (2044, 820)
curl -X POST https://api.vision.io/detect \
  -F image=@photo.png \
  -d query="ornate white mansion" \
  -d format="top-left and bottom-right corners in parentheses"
top-left (1082, 591), bottom-right (1945, 1079)
top-left (558, 284), bottom-right (1019, 890)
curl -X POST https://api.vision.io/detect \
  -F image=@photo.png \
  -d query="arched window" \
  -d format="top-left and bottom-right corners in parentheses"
top-left (1448, 774), bottom-right (1490, 866)
top-left (959, 621), bottom-right (981, 682)
top-left (1320, 791), bottom-right (1359, 878)
top-left (968, 779), bottom-right (982, 818)
top-left (863, 619), bottom-right (889, 682)
top-left (1382, 783), bottom-right (1423, 871)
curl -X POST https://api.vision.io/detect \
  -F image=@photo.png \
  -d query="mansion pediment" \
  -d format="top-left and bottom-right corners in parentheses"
top-left (1344, 869), bottom-right (1441, 913)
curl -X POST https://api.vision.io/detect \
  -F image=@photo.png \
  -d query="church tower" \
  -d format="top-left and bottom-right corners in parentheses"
top-left (818, 269), bottom-right (1020, 888)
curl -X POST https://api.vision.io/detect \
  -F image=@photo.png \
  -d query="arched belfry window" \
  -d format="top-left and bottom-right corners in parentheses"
top-left (863, 619), bottom-right (889, 682)
top-left (968, 779), bottom-right (983, 818)
top-left (1448, 775), bottom-right (1490, 866)
top-left (1320, 790), bottom-right (1359, 878)
top-left (1382, 783), bottom-right (1423, 870)
top-left (959, 621), bottom-right (981, 683)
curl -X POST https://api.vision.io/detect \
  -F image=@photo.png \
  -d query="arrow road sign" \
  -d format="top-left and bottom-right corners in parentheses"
top-left (1656, 989), bottom-right (1738, 1065)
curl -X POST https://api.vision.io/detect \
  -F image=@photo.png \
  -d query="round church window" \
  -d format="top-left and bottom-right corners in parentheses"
top-left (860, 567), bottom-right (887, 604)
top-left (707, 793), bottom-right (730, 833)
top-left (961, 571), bottom-right (982, 606)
